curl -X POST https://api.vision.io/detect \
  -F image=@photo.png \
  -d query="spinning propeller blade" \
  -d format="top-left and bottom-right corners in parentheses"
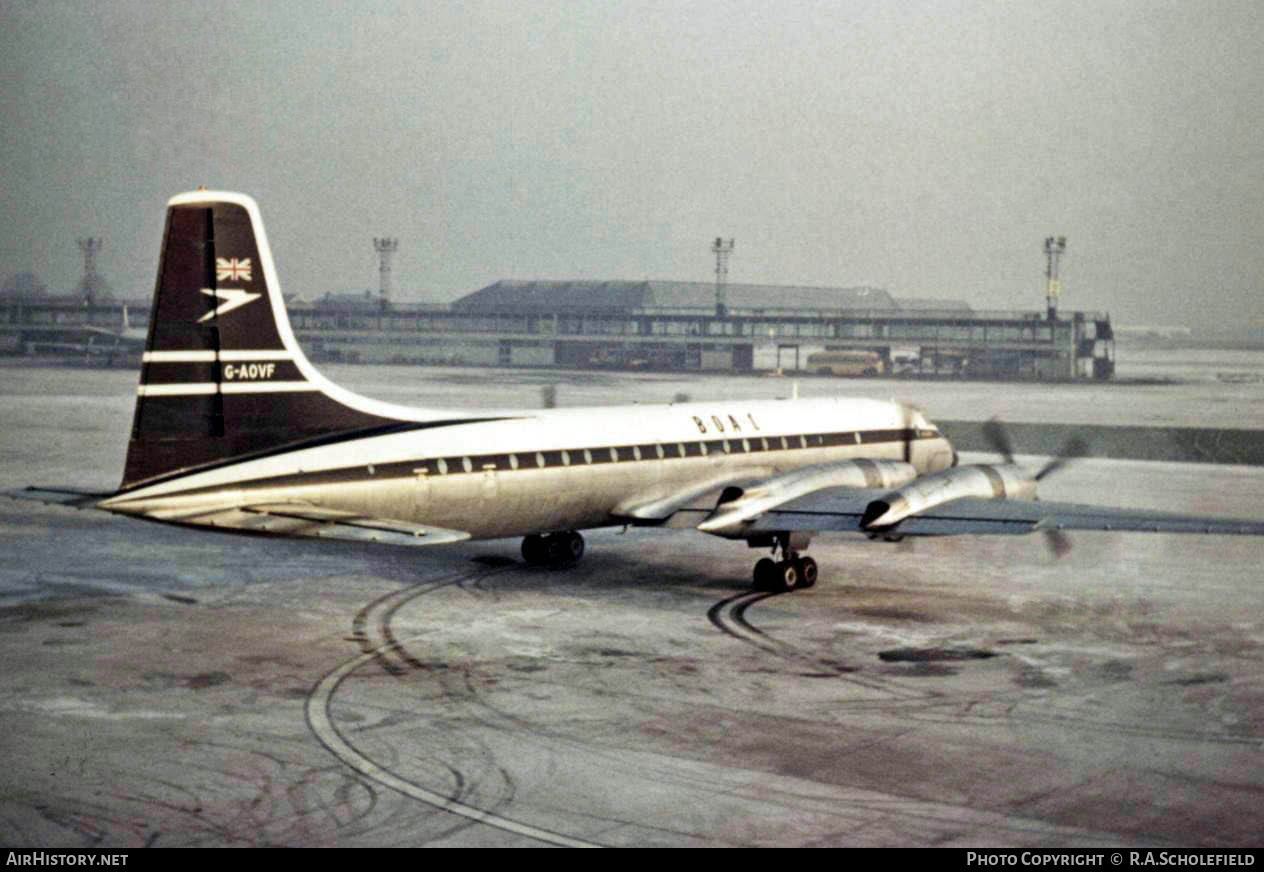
top-left (985, 419), bottom-right (1088, 559)
top-left (1035, 436), bottom-right (1089, 481)
top-left (981, 417), bottom-right (1016, 465)
top-left (1044, 528), bottom-right (1073, 559)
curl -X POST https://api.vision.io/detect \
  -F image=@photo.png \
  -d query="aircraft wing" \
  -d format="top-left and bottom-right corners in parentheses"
top-left (82, 331), bottom-right (146, 348)
top-left (5, 488), bottom-right (470, 546)
top-left (28, 340), bottom-right (107, 354)
top-left (612, 467), bottom-right (775, 522)
top-left (28, 340), bottom-right (143, 359)
top-left (740, 492), bottom-right (1264, 537)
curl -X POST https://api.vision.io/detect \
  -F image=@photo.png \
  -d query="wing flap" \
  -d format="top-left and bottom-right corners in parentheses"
top-left (1013, 499), bottom-right (1264, 536)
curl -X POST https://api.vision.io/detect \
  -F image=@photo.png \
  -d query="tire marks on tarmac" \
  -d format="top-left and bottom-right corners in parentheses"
top-left (706, 589), bottom-right (938, 701)
top-left (309, 565), bottom-right (1251, 848)
top-left (306, 563), bottom-right (601, 848)
top-left (704, 590), bottom-right (1262, 750)
top-left (706, 591), bottom-right (793, 654)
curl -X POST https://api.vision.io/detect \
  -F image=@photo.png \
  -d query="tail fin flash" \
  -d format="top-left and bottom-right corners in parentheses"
top-left (123, 192), bottom-right (398, 489)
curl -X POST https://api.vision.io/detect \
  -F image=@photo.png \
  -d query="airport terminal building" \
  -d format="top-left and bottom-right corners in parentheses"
top-left (288, 279), bottom-right (1115, 380)
top-left (2, 278), bottom-right (1115, 380)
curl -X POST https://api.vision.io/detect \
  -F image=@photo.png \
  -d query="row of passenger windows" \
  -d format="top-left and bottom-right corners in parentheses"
top-left (408, 429), bottom-right (921, 476)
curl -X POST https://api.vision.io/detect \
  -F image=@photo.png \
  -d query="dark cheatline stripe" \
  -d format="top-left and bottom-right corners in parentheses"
top-left (144, 427), bottom-right (943, 498)
top-left (117, 417), bottom-right (513, 495)
top-left (859, 428), bottom-right (914, 444)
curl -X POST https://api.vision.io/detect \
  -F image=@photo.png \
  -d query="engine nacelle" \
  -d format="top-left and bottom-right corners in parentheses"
top-left (861, 464), bottom-right (1036, 530)
top-left (697, 458), bottom-right (918, 538)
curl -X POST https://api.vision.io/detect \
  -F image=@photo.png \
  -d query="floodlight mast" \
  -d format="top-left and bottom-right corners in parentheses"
top-left (373, 237), bottom-right (399, 312)
top-left (77, 237), bottom-right (103, 306)
top-left (1044, 235), bottom-right (1066, 321)
top-left (712, 236), bottom-right (735, 317)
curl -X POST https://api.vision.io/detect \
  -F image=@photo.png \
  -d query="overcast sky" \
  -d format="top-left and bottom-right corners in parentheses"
top-left (2, 0), bottom-right (1262, 329)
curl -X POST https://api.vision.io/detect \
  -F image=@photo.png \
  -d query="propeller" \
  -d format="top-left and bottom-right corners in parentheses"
top-left (1045, 528), bottom-right (1073, 559)
top-left (877, 401), bottom-right (920, 551)
top-left (981, 417), bottom-right (1015, 465)
top-left (983, 418), bottom-right (1089, 559)
top-left (1034, 436), bottom-right (1088, 481)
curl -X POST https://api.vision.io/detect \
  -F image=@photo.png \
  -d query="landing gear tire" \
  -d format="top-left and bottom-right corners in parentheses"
top-left (523, 531), bottom-right (585, 568)
top-left (750, 533), bottom-right (817, 593)
top-left (753, 558), bottom-right (805, 592)
top-left (753, 558), bottom-right (778, 591)
top-left (522, 534), bottom-right (548, 566)
top-left (779, 560), bottom-right (801, 592)
top-left (548, 530), bottom-right (584, 566)
top-left (797, 556), bottom-right (818, 588)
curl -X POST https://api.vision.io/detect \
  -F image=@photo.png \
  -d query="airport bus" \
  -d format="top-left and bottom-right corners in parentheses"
top-left (806, 350), bottom-right (885, 377)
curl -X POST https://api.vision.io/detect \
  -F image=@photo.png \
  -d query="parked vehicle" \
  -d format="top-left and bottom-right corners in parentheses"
top-left (807, 350), bottom-right (884, 377)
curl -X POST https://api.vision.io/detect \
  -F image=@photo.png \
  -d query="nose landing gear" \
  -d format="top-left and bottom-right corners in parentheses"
top-left (751, 534), bottom-right (817, 592)
top-left (522, 531), bottom-right (585, 568)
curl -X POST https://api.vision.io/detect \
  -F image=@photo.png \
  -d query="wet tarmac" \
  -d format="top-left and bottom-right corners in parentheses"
top-left (1, 365), bottom-right (1262, 846)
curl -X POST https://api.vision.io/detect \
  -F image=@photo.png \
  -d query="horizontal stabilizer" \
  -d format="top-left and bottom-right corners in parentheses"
top-left (5, 486), bottom-right (115, 510)
top-left (123, 500), bottom-right (469, 546)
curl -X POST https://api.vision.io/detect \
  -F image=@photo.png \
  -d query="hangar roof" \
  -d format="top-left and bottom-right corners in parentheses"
top-left (894, 297), bottom-right (973, 311)
top-left (453, 280), bottom-right (901, 313)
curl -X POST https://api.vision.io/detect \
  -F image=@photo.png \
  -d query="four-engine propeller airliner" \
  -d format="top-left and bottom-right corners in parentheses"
top-left (13, 191), bottom-right (1264, 590)
top-left (31, 305), bottom-right (148, 364)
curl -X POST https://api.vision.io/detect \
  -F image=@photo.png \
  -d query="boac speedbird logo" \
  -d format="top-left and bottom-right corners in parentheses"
top-left (198, 288), bottom-right (262, 322)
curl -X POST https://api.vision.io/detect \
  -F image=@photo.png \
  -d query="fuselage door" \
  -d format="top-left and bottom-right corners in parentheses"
top-left (481, 462), bottom-right (499, 501)
top-left (413, 466), bottom-right (431, 519)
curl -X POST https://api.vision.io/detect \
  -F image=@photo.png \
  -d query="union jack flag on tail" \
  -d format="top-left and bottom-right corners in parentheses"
top-left (216, 257), bottom-right (252, 282)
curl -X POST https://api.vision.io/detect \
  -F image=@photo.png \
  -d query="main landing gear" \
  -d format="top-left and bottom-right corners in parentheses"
top-left (751, 533), bottom-right (817, 592)
top-left (521, 531), bottom-right (585, 568)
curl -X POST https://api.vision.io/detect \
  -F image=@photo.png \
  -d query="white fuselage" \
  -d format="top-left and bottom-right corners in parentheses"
top-left (104, 396), bottom-right (955, 540)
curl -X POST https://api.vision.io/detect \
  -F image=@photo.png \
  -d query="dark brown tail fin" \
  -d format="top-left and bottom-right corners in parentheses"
top-left (122, 192), bottom-right (403, 490)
